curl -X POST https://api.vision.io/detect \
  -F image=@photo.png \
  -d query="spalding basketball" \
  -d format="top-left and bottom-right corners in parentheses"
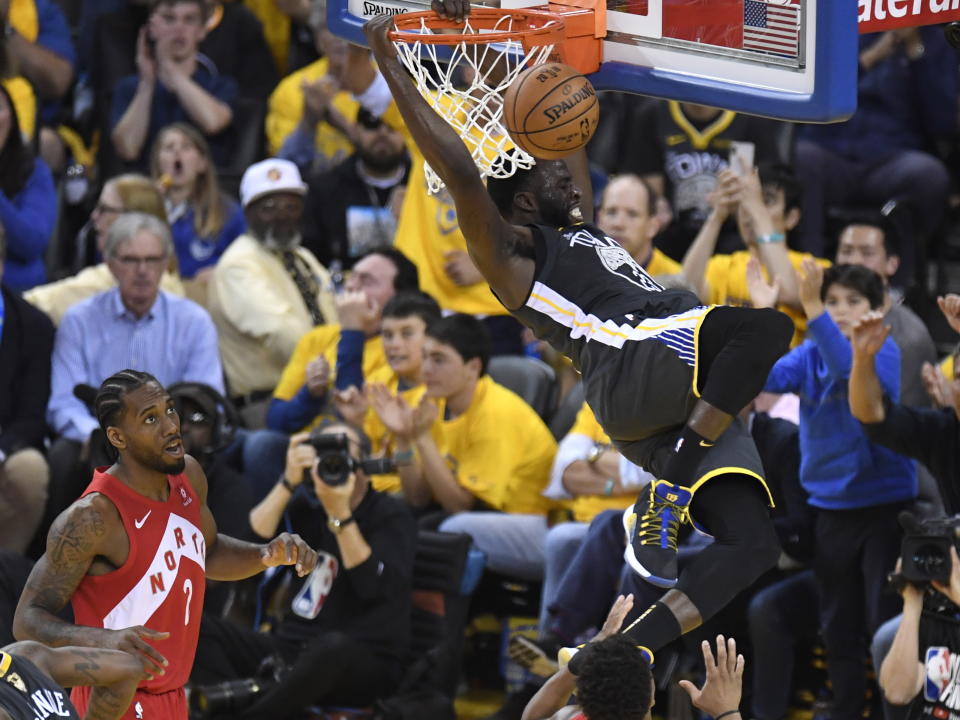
top-left (502, 62), bottom-right (599, 160)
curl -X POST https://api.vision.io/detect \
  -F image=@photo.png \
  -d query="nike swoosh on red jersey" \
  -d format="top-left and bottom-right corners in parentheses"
top-left (134, 511), bottom-right (152, 529)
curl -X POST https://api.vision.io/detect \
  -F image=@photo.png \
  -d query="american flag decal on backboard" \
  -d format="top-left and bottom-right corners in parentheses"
top-left (743, 0), bottom-right (800, 57)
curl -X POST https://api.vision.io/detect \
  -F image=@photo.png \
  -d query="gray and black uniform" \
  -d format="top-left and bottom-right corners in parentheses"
top-left (501, 221), bottom-right (795, 640)
top-left (504, 222), bottom-right (788, 509)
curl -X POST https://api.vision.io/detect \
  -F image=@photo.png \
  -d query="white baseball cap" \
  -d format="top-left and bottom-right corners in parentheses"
top-left (240, 158), bottom-right (308, 208)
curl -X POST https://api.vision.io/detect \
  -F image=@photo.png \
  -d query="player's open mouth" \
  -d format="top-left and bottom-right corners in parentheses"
top-left (164, 439), bottom-right (184, 456)
top-left (569, 205), bottom-right (583, 221)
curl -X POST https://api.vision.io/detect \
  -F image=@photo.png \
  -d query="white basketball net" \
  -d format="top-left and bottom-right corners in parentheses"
top-left (392, 14), bottom-right (556, 194)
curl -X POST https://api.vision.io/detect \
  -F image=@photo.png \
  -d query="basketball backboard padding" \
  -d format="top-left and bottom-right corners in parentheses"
top-left (328, 0), bottom-right (859, 123)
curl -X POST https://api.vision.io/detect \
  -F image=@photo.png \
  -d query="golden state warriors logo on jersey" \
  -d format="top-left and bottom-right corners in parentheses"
top-left (565, 228), bottom-right (664, 293)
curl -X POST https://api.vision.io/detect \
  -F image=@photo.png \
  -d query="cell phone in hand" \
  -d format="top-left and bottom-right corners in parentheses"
top-left (728, 141), bottom-right (755, 176)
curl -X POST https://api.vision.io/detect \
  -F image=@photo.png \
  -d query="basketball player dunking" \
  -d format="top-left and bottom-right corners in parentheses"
top-left (364, 5), bottom-right (794, 668)
top-left (14, 370), bottom-right (320, 720)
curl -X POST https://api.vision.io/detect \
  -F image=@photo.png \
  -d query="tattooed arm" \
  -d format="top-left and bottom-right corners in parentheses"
top-left (3, 641), bottom-right (144, 720)
top-left (12, 496), bottom-right (170, 678)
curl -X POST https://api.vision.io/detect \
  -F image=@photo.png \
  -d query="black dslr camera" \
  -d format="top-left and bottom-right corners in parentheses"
top-left (892, 512), bottom-right (960, 589)
top-left (300, 432), bottom-right (395, 486)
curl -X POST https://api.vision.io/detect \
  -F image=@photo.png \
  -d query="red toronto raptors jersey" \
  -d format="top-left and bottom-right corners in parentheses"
top-left (71, 469), bottom-right (206, 698)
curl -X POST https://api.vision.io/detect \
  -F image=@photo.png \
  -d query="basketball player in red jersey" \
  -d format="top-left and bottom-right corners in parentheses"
top-left (14, 370), bottom-right (320, 720)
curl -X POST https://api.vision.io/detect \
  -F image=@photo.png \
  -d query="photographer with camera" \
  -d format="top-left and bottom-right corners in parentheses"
top-left (190, 422), bottom-right (417, 720)
top-left (879, 544), bottom-right (960, 716)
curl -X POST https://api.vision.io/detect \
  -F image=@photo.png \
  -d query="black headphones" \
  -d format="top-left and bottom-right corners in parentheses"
top-left (167, 382), bottom-right (242, 455)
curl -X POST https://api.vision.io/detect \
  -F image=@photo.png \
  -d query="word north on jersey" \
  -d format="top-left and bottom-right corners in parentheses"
top-left (104, 513), bottom-right (206, 630)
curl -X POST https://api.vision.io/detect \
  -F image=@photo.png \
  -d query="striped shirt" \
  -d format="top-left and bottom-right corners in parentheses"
top-left (47, 288), bottom-right (224, 442)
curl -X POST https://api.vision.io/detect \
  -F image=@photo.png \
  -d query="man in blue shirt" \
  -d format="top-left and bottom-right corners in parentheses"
top-left (41, 212), bottom-right (225, 546)
top-left (110, 0), bottom-right (237, 170)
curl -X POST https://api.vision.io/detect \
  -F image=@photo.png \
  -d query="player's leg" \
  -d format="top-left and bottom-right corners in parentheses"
top-left (626, 306), bottom-right (792, 586)
top-left (659, 306), bottom-right (793, 490)
top-left (566, 474), bottom-right (778, 671)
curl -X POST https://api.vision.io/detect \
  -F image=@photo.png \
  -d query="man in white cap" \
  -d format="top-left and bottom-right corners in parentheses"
top-left (208, 158), bottom-right (337, 425)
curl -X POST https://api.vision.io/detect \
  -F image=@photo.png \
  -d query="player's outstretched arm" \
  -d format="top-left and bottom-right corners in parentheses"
top-left (521, 595), bottom-right (634, 720)
top-left (185, 456), bottom-right (320, 581)
top-left (363, 11), bottom-right (535, 309)
top-left (4, 642), bottom-right (145, 720)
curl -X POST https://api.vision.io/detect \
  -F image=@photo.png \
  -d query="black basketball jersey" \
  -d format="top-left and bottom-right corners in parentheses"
top-left (0, 651), bottom-right (80, 720)
top-left (507, 223), bottom-right (701, 371)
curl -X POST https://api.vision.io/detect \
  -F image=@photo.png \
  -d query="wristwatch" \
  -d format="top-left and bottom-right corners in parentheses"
top-left (327, 515), bottom-right (355, 535)
top-left (586, 443), bottom-right (607, 465)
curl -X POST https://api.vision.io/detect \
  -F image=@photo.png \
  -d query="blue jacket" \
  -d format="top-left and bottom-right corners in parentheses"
top-left (764, 312), bottom-right (916, 510)
top-left (0, 159), bottom-right (57, 293)
top-left (170, 200), bottom-right (245, 279)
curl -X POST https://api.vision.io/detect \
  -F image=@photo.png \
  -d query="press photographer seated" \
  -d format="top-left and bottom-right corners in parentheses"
top-left (190, 422), bottom-right (416, 720)
top-left (879, 520), bottom-right (960, 718)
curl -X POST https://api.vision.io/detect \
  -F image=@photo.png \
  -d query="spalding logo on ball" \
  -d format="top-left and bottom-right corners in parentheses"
top-left (503, 62), bottom-right (600, 160)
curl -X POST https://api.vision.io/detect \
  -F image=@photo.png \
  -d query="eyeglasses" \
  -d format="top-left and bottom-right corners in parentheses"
top-left (114, 255), bottom-right (167, 269)
top-left (93, 202), bottom-right (124, 215)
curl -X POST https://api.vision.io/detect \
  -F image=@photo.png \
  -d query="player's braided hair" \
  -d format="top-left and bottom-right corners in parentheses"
top-left (95, 370), bottom-right (160, 432)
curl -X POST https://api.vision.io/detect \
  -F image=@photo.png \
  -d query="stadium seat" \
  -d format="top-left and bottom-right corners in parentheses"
top-left (548, 382), bottom-right (584, 440)
top-left (218, 96), bottom-right (267, 199)
top-left (487, 356), bottom-right (558, 421)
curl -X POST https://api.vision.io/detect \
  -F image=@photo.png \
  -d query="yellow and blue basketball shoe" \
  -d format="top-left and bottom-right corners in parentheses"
top-left (623, 480), bottom-right (692, 588)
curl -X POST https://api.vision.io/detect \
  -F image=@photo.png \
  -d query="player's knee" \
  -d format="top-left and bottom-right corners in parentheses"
top-left (753, 308), bottom-right (794, 361)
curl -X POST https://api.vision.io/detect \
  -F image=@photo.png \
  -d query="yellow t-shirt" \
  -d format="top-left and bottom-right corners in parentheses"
top-left (265, 57), bottom-right (359, 162)
top-left (273, 325), bottom-right (388, 431)
top-left (647, 248), bottom-right (682, 277)
top-left (941, 354), bottom-right (954, 381)
top-left (704, 250), bottom-right (831, 347)
top-left (1, 77), bottom-right (36, 141)
top-left (430, 376), bottom-right (556, 514)
top-left (241, 0), bottom-right (290, 74)
top-left (564, 402), bottom-right (635, 523)
top-left (382, 102), bottom-right (508, 317)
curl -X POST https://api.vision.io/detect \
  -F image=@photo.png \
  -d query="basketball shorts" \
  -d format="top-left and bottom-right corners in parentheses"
top-left (72, 685), bottom-right (188, 720)
top-left (581, 305), bottom-right (772, 508)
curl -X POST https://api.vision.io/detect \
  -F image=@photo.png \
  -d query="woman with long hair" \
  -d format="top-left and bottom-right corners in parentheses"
top-left (0, 82), bottom-right (56, 292)
top-left (151, 123), bottom-right (245, 287)
top-left (23, 174), bottom-right (184, 324)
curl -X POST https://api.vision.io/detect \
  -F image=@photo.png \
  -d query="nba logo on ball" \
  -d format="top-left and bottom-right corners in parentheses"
top-left (503, 62), bottom-right (599, 160)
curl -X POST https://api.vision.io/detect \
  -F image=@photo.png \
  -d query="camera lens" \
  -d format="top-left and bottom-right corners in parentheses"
top-left (913, 543), bottom-right (948, 576)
